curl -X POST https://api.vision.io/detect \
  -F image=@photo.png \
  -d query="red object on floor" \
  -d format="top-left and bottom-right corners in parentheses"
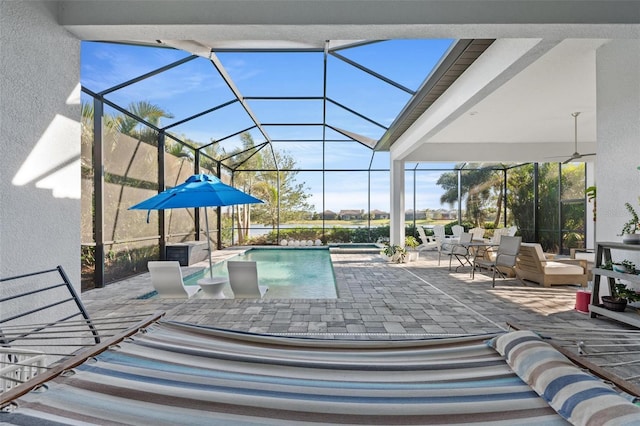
top-left (575, 290), bottom-right (591, 313)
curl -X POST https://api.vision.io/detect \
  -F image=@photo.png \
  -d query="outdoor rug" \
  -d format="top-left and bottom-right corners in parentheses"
top-left (2, 322), bottom-right (639, 425)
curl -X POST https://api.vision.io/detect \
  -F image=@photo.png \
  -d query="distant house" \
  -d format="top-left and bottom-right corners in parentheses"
top-left (339, 209), bottom-right (364, 220)
top-left (370, 209), bottom-right (389, 220)
top-left (432, 209), bottom-right (457, 220)
top-left (405, 209), bottom-right (427, 220)
top-left (321, 210), bottom-right (338, 220)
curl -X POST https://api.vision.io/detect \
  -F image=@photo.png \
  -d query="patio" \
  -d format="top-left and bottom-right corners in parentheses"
top-left (81, 248), bottom-right (640, 395)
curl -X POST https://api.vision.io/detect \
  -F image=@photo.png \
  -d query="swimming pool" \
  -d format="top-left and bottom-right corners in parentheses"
top-left (329, 243), bottom-right (381, 249)
top-left (328, 243), bottom-right (382, 253)
top-left (185, 248), bottom-right (337, 299)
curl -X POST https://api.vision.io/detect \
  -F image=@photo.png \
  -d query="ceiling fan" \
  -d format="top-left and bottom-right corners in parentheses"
top-left (559, 112), bottom-right (596, 164)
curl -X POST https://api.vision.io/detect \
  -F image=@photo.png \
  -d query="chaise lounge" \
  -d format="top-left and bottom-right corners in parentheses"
top-left (227, 260), bottom-right (269, 298)
top-left (514, 243), bottom-right (588, 287)
top-left (148, 261), bottom-right (201, 298)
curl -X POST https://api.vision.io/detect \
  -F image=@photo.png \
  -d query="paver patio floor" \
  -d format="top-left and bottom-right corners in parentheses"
top-left (80, 247), bottom-right (640, 393)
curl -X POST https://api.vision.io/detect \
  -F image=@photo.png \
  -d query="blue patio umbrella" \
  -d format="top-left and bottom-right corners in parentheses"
top-left (129, 174), bottom-right (263, 278)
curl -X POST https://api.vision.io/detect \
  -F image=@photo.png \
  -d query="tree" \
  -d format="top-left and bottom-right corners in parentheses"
top-left (506, 163), bottom-right (585, 253)
top-left (229, 133), bottom-right (265, 243)
top-left (507, 164), bottom-right (536, 242)
top-left (116, 101), bottom-right (174, 144)
top-left (165, 140), bottom-right (192, 158)
top-left (228, 132), bottom-right (314, 242)
top-left (253, 150), bottom-right (315, 227)
top-left (198, 139), bottom-right (226, 172)
top-left (437, 164), bottom-right (503, 226)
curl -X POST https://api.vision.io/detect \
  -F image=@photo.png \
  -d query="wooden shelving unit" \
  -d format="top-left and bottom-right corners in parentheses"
top-left (589, 241), bottom-right (640, 328)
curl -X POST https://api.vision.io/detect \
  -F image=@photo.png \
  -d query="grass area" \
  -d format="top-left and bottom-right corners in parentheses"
top-left (291, 219), bottom-right (451, 227)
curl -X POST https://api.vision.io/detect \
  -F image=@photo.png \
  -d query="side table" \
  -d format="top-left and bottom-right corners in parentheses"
top-left (197, 277), bottom-right (228, 299)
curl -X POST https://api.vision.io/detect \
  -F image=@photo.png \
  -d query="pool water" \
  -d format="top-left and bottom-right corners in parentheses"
top-left (329, 243), bottom-right (381, 249)
top-left (185, 248), bottom-right (337, 299)
top-left (328, 243), bottom-right (382, 254)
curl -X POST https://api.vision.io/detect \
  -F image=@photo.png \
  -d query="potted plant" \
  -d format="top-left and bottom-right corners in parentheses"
top-left (612, 259), bottom-right (637, 274)
top-left (603, 259), bottom-right (638, 274)
top-left (405, 236), bottom-right (420, 262)
top-left (381, 242), bottom-right (407, 263)
top-left (620, 202), bottom-right (640, 244)
top-left (602, 282), bottom-right (640, 312)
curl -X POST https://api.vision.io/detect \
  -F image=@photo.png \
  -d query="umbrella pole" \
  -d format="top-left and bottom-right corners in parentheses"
top-left (204, 207), bottom-right (214, 279)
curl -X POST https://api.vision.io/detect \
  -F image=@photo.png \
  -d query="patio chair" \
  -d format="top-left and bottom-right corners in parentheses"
top-left (147, 261), bottom-right (201, 298)
top-left (514, 243), bottom-right (588, 287)
top-left (416, 226), bottom-right (439, 251)
top-left (481, 227), bottom-right (512, 261)
top-left (472, 236), bottom-right (522, 287)
top-left (451, 224), bottom-right (464, 240)
top-left (433, 224), bottom-right (447, 262)
top-left (469, 227), bottom-right (485, 241)
top-left (467, 226), bottom-right (487, 259)
top-left (227, 260), bottom-right (269, 298)
top-left (439, 232), bottom-right (473, 271)
top-left (490, 227), bottom-right (510, 244)
top-left (432, 224), bottom-right (446, 241)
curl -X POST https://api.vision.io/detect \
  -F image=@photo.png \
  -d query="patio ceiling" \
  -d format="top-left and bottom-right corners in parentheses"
top-left (390, 38), bottom-right (605, 163)
top-left (62, 0), bottom-right (640, 165)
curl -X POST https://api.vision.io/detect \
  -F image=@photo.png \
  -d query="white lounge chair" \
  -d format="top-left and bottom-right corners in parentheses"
top-left (147, 261), bottom-right (201, 298)
top-left (432, 225), bottom-right (448, 264)
top-left (433, 224), bottom-right (446, 241)
top-left (469, 227), bottom-right (485, 241)
top-left (490, 227), bottom-right (510, 244)
top-left (227, 260), bottom-right (269, 299)
top-left (416, 226), bottom-right (439, 251)
top-left (451, 224), bottom-right (464, 240)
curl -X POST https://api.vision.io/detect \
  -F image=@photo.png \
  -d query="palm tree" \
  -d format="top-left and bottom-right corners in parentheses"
top-left (81, 101), bottom-right (120, 170)
top-left (231, 133), bottom-right (265, 243)
top-left (437, 164), bottom-right (502, 226)
top-left (117, 101), bottom-right (174, 144)
top-left (226, 132), bottom-right (314, 242)
top-left (166, 140), bottom-right (192, 158)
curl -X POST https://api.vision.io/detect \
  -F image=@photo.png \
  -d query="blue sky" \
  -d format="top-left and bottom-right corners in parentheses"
top-left (81, 39), bottom-right (458, 212)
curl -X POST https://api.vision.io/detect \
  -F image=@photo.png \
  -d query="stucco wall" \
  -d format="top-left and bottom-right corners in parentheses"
top-left (596, 39), bottom-right (640, 263)
top-left (0, 1), bottom-right (81, 287)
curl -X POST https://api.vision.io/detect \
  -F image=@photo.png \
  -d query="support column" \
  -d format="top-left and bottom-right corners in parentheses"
top-left (596, 40), bottom-right (640, 246)
top-left (194, 147), bottom-right (200, 242)
top-left (93, 97), bottom-right (105, 288)
top-left (457, 170), bottom-right (462, 224)
top-left (390, 159), bottom-right (405, 246)
top-left (157, 132), bottom-right (166, 259)
top-left (585, 163), bottom-right (596, 251)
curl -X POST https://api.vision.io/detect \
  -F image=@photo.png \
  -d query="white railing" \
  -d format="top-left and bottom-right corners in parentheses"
top-left (0, 348), bottom-right (46, 393)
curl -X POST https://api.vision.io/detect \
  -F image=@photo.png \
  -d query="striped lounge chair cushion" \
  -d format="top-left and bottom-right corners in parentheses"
top-left (489, 330), bottom-right (640, 425)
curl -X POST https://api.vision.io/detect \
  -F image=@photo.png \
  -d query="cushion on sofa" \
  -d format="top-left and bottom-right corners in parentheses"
top-left (543, 261), bottom-right (584, 275)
